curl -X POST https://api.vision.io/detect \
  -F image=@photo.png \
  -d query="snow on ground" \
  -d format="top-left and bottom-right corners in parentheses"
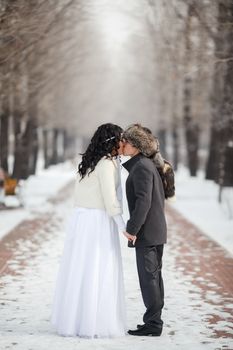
top-left (0, 161), bottom-right (75, 240)
top-left (0, 160), bottom-right (232, 349)
top-left (1, 160), bottom-right (232, 257)
top-left (0, 179), bottom-right (232, 350)
top-left (1, 159), bottom-right (232, 254)
top-left (172, 166), bottom-right (233, 256)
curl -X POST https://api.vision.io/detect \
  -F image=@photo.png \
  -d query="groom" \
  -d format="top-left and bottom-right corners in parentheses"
top-left (122, 124), bottom-right (167, 337)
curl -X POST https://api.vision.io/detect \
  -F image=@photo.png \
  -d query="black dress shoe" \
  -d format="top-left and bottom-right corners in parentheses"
top-left (137, 324), bottom-right (144, 329)
top-left (128, 324), bottom-right (162, 337)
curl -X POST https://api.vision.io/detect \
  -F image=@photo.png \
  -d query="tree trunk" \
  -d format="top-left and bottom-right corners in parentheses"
top-left (12, 63), bottom-right (25, 179)
top-left (0, 113), bottom-right (9, 173)
top-left (172, 123), bottom-right (179, 171)
top-left (184, 119), bottom-right (199, 176)
top-left (183, 76), bottom-right (199, 176)
top-left (205, 128), bottom-right (219, 181)
top-left (12, 113), bottom-right (23, 179)
top-left (182, 7), bottom-right (199, 176)
top-left (0, 67), bottom-right (10, 173)
top-left (206, 0), bottom-right (233, 184)
top-left (43, 129), bottom-right (50, 169)
top-left (28, 90), bottom-right (38, 175)
top-left (50, 129), bottom-right (59, 165)
top-left (29, 124), bottom-right (38, 176)
top-left (171, 76), bottom-right (179, 170)
top-left (19, 119), bottom-right (34, 179)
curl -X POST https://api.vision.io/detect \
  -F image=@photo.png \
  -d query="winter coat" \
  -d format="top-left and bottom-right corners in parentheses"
top-left (123, 153), bottom-right (167, 247)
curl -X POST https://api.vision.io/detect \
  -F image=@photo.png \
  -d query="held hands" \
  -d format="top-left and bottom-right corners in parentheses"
top-left (123, 231), bottom-right (137, 246)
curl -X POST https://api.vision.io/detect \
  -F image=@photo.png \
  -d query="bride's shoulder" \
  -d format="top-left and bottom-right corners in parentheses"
top-left (97, 156), bottom-right (116, 171)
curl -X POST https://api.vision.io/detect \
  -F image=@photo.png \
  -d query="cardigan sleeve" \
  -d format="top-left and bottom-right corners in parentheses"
top-left (97, 158), bottom-right (123, 217)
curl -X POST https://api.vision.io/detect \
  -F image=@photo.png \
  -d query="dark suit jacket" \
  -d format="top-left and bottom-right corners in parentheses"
top-left (123, 153), bottom-right (167, 247)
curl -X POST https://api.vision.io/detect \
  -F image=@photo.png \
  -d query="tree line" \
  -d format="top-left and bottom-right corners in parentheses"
top-left (0, 0), bottom-right (232, 195)
top-left (0, 0), bottom-right (79, 180)
top-left (148, 0), bottom-right (233, 192)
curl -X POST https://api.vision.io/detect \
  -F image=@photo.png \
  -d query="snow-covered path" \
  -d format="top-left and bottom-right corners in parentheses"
top-left (173, 167), bottom-right (233, 255)
top-left (0, 181), bottom-right (232, 350)
top-left (0, 162), bottom-right (74, 240)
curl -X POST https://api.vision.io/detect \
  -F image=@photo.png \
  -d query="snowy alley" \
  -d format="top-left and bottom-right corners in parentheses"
top-left (0, 163), bottom-right (232, 350)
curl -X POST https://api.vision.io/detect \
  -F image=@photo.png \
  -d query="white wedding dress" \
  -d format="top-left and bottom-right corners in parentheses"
top-left (51, 160), bottom-right (126, 338)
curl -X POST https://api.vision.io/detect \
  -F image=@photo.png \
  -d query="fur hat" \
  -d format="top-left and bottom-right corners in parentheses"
top-left (123, 124), bottom-right (159, 157)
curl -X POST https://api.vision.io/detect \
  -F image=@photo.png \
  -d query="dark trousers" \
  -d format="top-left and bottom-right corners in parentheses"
top-left (135, 244), bottom-right (164, 329)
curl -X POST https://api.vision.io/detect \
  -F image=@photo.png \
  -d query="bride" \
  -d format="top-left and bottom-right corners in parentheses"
top-left (51, 123), bottom-right (127, 338)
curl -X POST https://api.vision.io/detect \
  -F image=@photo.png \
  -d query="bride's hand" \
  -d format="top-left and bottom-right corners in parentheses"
top-left (123, 232), bottom-right (137, 245)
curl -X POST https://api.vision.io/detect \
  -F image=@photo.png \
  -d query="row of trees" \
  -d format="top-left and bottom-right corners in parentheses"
top-left (0, 0), bottom-right (232, 193)
top-left (148, 0), bottom-right (233, 189)
top-left (0, 0), bottom-right (80, 179)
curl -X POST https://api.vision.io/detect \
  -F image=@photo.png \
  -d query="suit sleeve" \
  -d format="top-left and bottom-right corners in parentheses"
top-left (126, 165), bottom-right (153, 235)
top-left (97, 159), bottom-right (123, 217)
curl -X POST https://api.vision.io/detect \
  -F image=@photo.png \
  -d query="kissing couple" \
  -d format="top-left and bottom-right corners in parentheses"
top-left (51, 123), bottom-right (167, 339)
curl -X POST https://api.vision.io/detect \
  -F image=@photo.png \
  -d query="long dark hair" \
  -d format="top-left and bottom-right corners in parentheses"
top-left (78, 123), bottom-right (123, 179)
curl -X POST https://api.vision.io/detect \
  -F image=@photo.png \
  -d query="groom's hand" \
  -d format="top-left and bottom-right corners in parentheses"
top-left (123, 231), bottom-right (137, 245)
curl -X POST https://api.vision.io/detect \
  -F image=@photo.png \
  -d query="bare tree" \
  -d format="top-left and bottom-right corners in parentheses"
top-left (0, 0), bottom-right (81, 178)
top-left (206, 0), bottom-right (233, 194)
